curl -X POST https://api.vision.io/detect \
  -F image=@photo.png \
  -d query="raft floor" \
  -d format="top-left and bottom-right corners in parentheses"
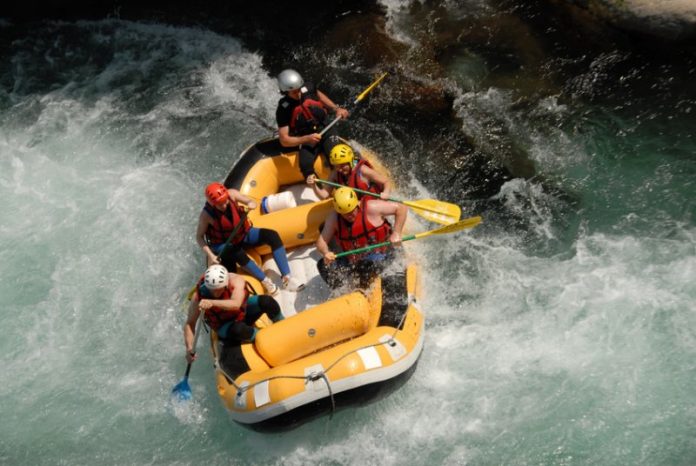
top-left (258, 183), bottom-right (331, 317)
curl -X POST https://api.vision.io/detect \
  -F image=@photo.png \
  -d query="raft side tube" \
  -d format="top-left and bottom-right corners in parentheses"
top-left (249, 200), bottom-right (333, 255)
top-left (238, 153), bottom-right (330, 215)
top-left (223, 318), bottom-right (425, 421)
top-left (254, 292), bottom-right (371, 367)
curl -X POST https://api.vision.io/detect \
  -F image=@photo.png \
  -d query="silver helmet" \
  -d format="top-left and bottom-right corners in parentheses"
top-left (277, 69), bottom-right (304, 92)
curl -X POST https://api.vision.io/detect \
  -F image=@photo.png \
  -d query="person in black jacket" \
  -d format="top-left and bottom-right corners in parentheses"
top-left (275, 69), bottom-right (349, 183)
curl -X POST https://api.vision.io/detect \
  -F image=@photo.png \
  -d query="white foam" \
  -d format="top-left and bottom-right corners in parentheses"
top-left (1, 14), bottom-right (694, 466)
top-left (0, 21), bottom-right (278, 438)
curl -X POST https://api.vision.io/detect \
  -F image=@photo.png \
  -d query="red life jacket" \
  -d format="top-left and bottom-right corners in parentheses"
top-left (195, 275), bottom-right (249, 329)
top-left (336, 159), bottom-right (382, 196)
top-left (335, 198), bottom-right (392, 262)
top-left (203, 200), bottom-right (251, 246)
top-left (289, 89), bottom-right (328, 136)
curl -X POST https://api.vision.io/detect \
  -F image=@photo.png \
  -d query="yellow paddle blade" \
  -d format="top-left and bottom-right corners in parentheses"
top-left (403, 199), bottom-right (461, 225)
top-left (180, 283), bottom-right (197, 312)
top-left (356, 72), bottom-right (388, 103)
top-left (186, 283), bottom-right (197, 301)
top-left (414, 216), bottom-right (482, 239)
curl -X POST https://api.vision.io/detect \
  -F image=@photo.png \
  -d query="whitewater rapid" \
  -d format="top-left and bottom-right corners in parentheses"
top-left (1, 13), bottom-right (694, 465)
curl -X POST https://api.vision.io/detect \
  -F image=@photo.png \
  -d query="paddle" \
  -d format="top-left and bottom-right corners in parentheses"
top-left (335, 216), bottom-right (482, 259)
top-left (319, 72), bottom-right (388, 137)
top-left (317, 178), bottom-right (461, 225)
top-left (185, 207), bottom-right (250, 302)
top-left (214, 208), bottom-right (250, 263)
top-left (171, 310), bottom-right (204, 401)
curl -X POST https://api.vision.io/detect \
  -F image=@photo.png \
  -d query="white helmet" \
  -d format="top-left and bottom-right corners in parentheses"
top-left (277, 69), bottom-right (304, 92)
top-left (204, 265), bottom-right (228, 290)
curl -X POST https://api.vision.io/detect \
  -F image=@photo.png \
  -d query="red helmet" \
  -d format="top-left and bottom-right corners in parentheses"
top-left (205, 182), bottom-right (229, 205)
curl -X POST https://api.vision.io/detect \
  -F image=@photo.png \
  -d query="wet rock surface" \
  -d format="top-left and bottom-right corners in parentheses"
top-left (552, 0), bottom-right (696, 41)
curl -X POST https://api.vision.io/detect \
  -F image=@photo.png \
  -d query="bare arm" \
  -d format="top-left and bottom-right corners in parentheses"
top-left (196, 210), bottom-right (219, 265)
top-left (229, 188), bottom-right (257, 210)
top-left (183, 298), bottom-right (201, 362)
top-left (316, 213), bottom-right (338, 264)
top-left (367, 200), bottom-right (407, 243)
top-left (227, 274), bottom-right (248, 309)
top-left (359, 165), bottom-right (392, 199)
top-left (307, 174), bottom-right (331, 199)
top-left (390, 203), bottom-right (408, 241)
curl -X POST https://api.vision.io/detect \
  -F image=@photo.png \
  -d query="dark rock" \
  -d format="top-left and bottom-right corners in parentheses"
top-left (547, 0), bottom-right (696, 41)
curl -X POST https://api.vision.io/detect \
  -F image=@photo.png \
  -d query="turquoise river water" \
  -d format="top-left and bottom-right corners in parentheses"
top-left (0, 5), bottom-right (694, 465)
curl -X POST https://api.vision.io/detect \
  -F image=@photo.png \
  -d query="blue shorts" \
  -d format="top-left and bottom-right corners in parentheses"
top-left (210, 227), bottom-right (264, 255)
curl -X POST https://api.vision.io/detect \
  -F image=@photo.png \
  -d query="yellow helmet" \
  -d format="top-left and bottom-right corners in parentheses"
top-left (329, 144), bottom-right (354, 166)
top-left (332, 187), bottom-right (359, 214)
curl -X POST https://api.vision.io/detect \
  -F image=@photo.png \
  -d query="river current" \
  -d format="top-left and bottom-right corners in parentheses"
top-left (0, 2), bottom-right (694, 465)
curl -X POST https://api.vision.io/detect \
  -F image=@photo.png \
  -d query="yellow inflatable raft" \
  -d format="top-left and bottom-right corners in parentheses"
top-left (209, 137), bottom-right (424, 426)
